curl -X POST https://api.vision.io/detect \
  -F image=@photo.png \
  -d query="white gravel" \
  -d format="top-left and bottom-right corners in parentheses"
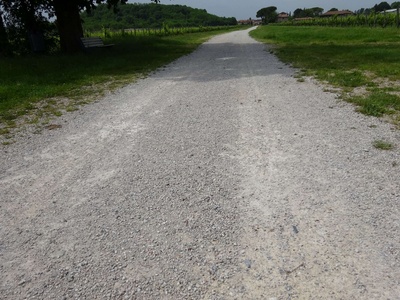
top-left (1, 27), bottom-right (399, 299)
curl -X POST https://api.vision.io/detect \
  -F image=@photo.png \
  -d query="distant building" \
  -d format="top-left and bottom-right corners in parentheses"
top-left (321, 10), bottom-right (354, 17)
top-left (380, 8), bottom-right (399, 14)
top-left (238, 19), bottom-right (262, 25)
top-left (238, 19), bottom-right (252, 25)
top-left (277, 12), bottom-right (289, 23)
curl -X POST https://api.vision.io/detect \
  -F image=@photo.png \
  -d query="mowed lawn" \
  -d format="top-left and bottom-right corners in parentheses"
top-left (251, 26), bottom-right (400, 122)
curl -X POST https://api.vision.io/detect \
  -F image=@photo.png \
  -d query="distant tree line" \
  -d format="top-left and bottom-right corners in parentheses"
top-left (270, 2), bottom-right (400, 28)
top-left (256, 2), bottom-right (400, 25)
top-left (81, 3), bottom-right (237, 31)
top-left (356, 1), bottom-right (400, 14)
top-left (292, 2), bottom-right (400, 17)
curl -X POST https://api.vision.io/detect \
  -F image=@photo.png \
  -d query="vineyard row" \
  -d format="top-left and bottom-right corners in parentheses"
top-left (84, 25), bottom-right (238, 38)
top-left (279, 12), bottom-right (400, 28)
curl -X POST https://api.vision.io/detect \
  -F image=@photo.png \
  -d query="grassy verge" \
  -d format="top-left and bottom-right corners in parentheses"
top-left (0, 26), bottom-right (243, 140)
top-left (250, 26), bottom-right (400, 126)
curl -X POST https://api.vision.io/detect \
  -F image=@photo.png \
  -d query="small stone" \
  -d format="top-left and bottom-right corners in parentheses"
top-left (210, 265), bottom-right (218, 275)
top-left (18, 280), bottom-right (26, 286)
top-left (244, 259), bottom-right (252, 269)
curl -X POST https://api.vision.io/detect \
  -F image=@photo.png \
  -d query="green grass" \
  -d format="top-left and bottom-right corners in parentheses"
top-left (250, 26), bottom-right (400, 123)
top-left (0, 26), bottom-right (242, 132)
top-left (373, 140), bottom-right (394, 150)
top-left (350, 91), bottom-right (400, 117)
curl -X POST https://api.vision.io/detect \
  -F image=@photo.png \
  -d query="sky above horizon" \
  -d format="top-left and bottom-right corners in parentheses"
top-left (128, 1), bottom-right (387, 19)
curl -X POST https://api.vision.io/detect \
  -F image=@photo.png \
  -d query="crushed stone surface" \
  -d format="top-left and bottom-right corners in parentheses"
top-left (1, 27), bottom-right (399, 299)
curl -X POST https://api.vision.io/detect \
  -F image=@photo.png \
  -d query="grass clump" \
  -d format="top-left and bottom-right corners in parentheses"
top-left (0, 128), bottom-right (10, 135)
top-left (350, 92), bottom-right (400, 117)
top-left (373, 140), bottom-right (394, 150)
top-left (250, 26), bottom-right (400, 123)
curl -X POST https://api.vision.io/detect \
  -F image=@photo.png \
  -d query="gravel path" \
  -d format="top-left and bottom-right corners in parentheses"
top-left (1, 28), bottom-right (399, 299)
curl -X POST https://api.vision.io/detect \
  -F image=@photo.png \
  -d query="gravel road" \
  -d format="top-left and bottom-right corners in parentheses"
top-left (1, 28), bottom-right (400, 299)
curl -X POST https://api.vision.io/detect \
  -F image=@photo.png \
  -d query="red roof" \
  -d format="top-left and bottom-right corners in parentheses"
top-left (322, 10), bottom-right (353, 16)
top-left (278, 12), bottom-right (289, 17)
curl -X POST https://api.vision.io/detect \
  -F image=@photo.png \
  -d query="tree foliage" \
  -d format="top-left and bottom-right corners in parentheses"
top-left (391, 1), bottom-right (400, 8)
top-left (293, 7), bottom-right (324, 18)
top-left (373, 1), bottom-right (391, 11)
top-left (0, 0), bottom-right (50, 53)
top-left (256, 6), bottom-right (277, 24)
top-left (0, 0), bottom-right (162, 54)
top-left (82, 3), bottom-right (237, 30)
top-left (355, 2), bottom-right (399, 15)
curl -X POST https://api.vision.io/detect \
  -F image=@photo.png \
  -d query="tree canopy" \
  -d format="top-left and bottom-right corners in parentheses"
top-left (293, 7), bottom-right (323, 18)
top-left (0, 0), bottom-right (160, 54)
top-left (373, 1), bottom-right (391, 11)
top-left (256, 6), bottom-right (277, 24)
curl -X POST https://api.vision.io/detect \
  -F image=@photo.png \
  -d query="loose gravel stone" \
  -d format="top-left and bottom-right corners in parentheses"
top-left (1, 27), bottom-right (399, 299)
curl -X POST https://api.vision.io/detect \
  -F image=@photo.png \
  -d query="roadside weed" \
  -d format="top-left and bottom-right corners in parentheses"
top-left (373, 140), bottom-right (394, 150)
top-left (350, 92), bottom-right (399, 117)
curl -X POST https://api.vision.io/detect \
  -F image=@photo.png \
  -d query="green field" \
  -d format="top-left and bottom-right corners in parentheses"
top-left (251, 26), bottom-right (400, 124)
top-left (0, 27), bottom-right (243, 137)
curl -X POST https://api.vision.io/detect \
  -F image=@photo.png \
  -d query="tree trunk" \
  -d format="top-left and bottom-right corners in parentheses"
top-left (53, 0), bottom-right (83, 53)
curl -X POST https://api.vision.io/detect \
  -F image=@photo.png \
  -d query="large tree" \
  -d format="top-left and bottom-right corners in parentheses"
top-left (374, 1), bottom-right (391, 11)
top-left (0, 0), bottom-right (160, 53)
top-left (293, 8), bottom-right (304, 18)
top-left (52, 0), bottom-right (132, 53)
top-left (293, 7), bottom-right (324, 18)
top-left (256, 6), bottom-right (277, 24)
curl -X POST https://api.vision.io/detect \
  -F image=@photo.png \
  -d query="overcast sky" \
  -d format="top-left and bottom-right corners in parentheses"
top-left (128, 1), bottom-right (384, 19)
